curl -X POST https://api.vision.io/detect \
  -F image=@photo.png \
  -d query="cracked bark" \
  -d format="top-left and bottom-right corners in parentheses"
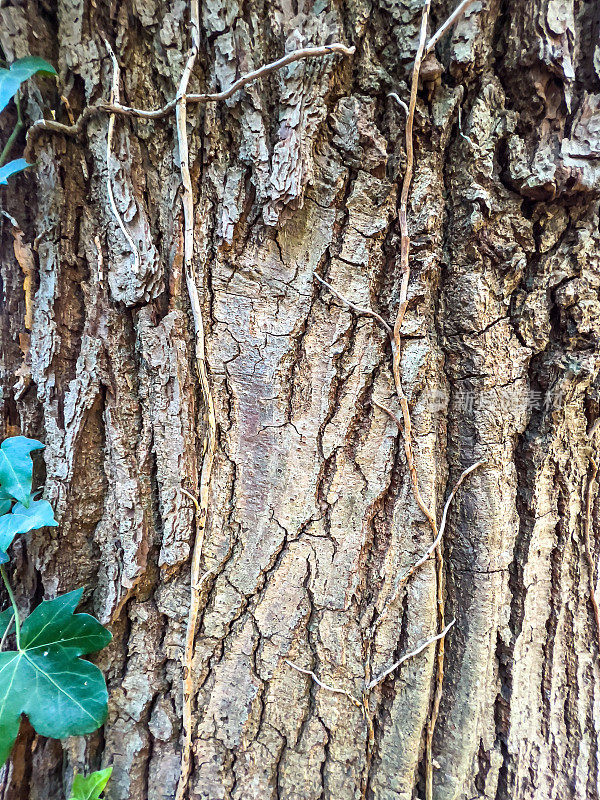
top-left (0, 1), bottom-right (599, 799)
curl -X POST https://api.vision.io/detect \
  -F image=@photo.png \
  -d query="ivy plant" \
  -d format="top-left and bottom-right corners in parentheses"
top-left (69, 767), bottom-right (113, 800)
top-left (0, 56), bottom-right (57, 181)
top-left (0, 437), bottom-right (112, 766)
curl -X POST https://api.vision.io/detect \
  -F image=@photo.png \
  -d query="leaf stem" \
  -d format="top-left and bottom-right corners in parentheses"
top-left (0, 614), bottom-right (14, 651)
top-left (0, 564), bottom-right (20, 649)
top-left (0, 91), bottom-right (24, 168)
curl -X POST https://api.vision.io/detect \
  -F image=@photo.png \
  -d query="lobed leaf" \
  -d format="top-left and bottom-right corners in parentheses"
top-left (0, 437), bottom-right (44, 506)
top-left (0, 159), bottom-right (32, 185)
top-left (0, 57), bottom-right (57, 113)
top-left (69, 767), bottom-right (113, 800)
top-left (0, 588), bottom-right (112, 765)
top-left (0, 499), bottom-right (57, 560)
top-left (0, 487), bottom-right (13, 517)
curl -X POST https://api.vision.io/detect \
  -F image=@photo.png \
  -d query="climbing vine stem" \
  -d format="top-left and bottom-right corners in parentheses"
top-left (0, 564), bottom-right (20, 648)
top-left (26, 11), bottom-right (354, 796)
top-left (24, 0), bottom-right (483, 793)
top-left (312, 1), bottom-right (481, 797)
top-left (173, 4), bottom-right (216, 799)
top-left (25, 44), bottom-right (355, 156)
top-left (0, 91), bottom-right (23, 167)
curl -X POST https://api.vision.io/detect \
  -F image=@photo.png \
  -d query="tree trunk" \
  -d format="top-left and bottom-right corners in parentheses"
top-left (0, 1), bottom-right (599, 799)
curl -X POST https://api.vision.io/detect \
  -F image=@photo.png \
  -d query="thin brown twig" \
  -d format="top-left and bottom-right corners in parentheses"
top-left (388, 4), bottom-right (451, 799)
top-left (181, 488), bottom-right (217, 590)
top-left (366, 620), bottom-right (455, 690)
top-left (420, 0), bottom-right (484, 786)
top-left (412, 460), bottom-right (484, 577)
top-left (287, 657), bottom-right (373, 800)
top-left (372, 460), bottom-right (484, 638)
top-left (26, 43), bottom-right (354, 152)
top-left (186, 43), bottom-right (355, 104)
top-left (584, 457), bottom-right (600, 652)
top-left (285, 659), bottom-right (363, 708)
top-left (175, 5), bottom-right (217, 798)
top-left (60, 94), bottom-right (75, 125)
top-left (372, 399), bottom-right (404, 430)
top-left (385, 2), bottom-right (482, 792)
top-left (314, 3), bottom-right (482, 795)
top-left (373, 399), bottom-right (437, 532)
top-left (313, 272), bottom-right (393, 336)
top-left (181, 486), bottom-right (200, 511)
top-left (424, 0), bottom-right (478, 55)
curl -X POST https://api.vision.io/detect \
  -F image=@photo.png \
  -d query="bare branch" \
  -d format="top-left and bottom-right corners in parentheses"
top-left (438, 459), bottom-right (485, 539)
top-left (195, 567), bottom-right (216, 592)
top-left (425, 0), bottom-right (478, 56)
top-left (26, 44), bottom-right (354, 147)
top-left (181, 486), bottom-right (200, 513)
top-left (385, 4), bottom-right (452, 797)
top-left (407, 460), bottom-right (485, 581)
top-left (313, 273), bottom-right (392, 336)
top-left (366, 620), bottom-right (455, 690)
top-left (187, 44), bottom-right (355, 104)
top-left (102, 37), bottom-right (140, 274)
top-left (285, 660), bottom-right (362, 708)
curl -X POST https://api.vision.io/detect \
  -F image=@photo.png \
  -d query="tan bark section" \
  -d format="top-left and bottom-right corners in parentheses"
top-left (0, 1), bottom-right (599, 799)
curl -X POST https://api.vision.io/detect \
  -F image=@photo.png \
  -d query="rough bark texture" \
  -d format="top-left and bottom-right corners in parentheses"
top-left (0, 1), bottom-right (599, 799)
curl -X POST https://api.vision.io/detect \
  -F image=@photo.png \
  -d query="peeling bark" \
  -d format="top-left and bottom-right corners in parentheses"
top-left (0, 1), bottom-right (599, 799)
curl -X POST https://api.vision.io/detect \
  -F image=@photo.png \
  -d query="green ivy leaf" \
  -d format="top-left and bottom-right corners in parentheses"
top-left (0, 499), bottom-right (57, 558)
top-left (0, 588), bottom-right (112, 765)
top-left (0, 607), bottom-right (13, 640)
top-left (0, 159), bottom-right (32, 185)
top-left (0, 437), bottom-right (45, 506)
top-left (68, 767), bottom-right (113, 800)
top-left (0, 57), bottom-right (57, 113)
top-left (0, 487), bottom-right (13, 517)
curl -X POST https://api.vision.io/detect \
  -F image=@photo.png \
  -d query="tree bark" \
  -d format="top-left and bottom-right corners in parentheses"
top-left (0, 1), bottom-right (599, 799)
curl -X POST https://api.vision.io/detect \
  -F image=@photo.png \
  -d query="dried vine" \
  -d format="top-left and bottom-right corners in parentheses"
top-left (25, 44), bottom-right (354, 156)
top-left (172, 4), bottom-right (214, 798)
top-left (393, 8), bottom-right (449, 798)
top-left (309, 1), bottom-right (480, 797)
top-left (27, 8), bottom-right (354, 797)
top-left (27, 0), bottom-right (481, 794)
